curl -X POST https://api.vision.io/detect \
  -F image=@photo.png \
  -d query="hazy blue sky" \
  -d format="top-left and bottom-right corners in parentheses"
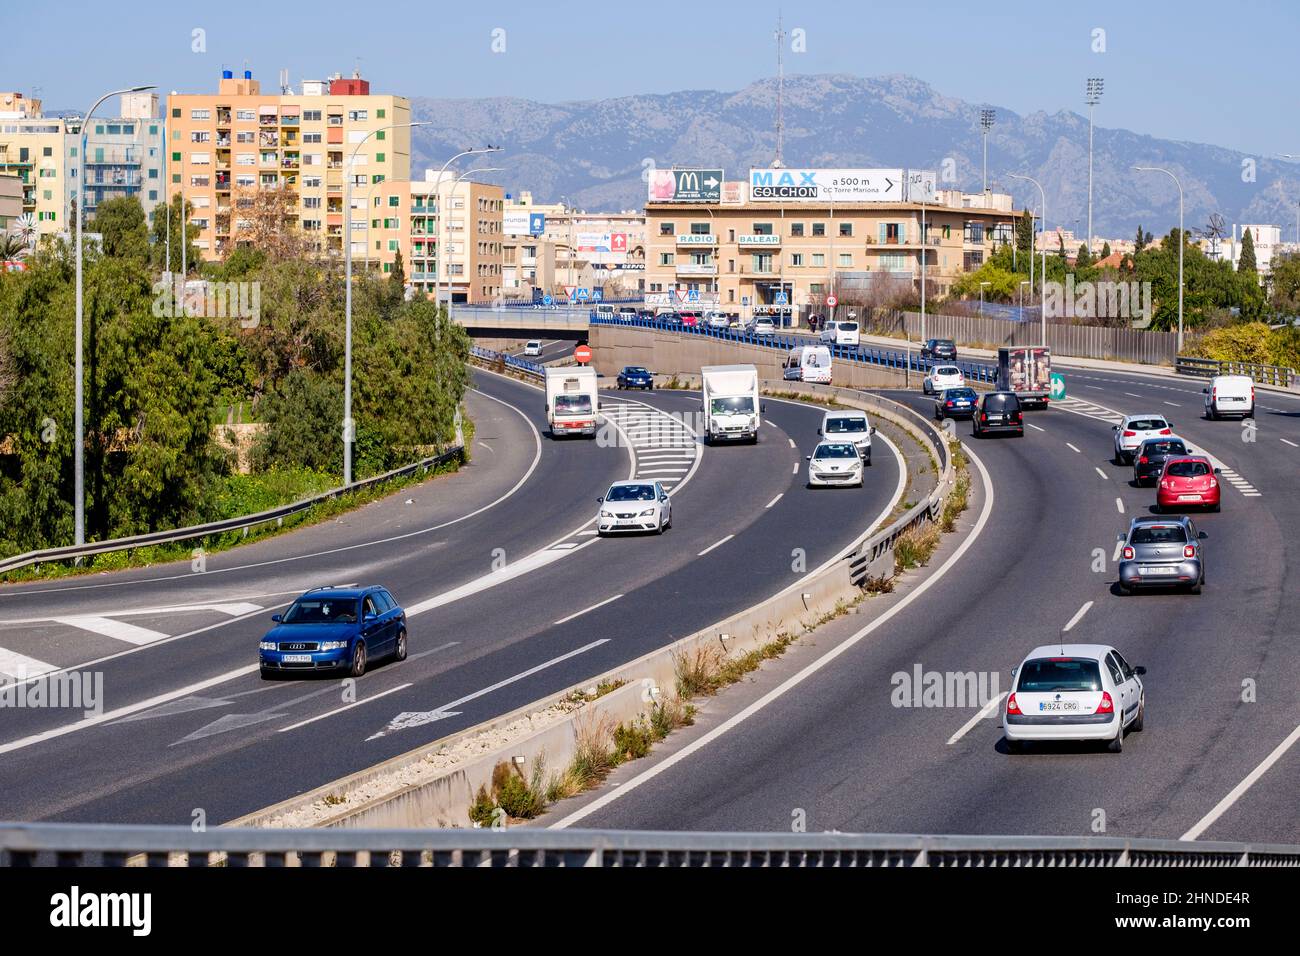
top-left (3, 0), bottom-right (1294, 156)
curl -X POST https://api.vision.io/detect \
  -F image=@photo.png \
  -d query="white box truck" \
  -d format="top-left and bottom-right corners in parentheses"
top-left (701, 364), bottom-right (762, 444)
top-left (544, 366), bottom-right (599, 438)
top-left (996, 346), bottom-right (1052, 409)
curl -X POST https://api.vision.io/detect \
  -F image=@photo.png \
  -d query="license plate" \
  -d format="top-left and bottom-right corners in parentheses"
top-left (1178, 494), bottom-right (1201, 501)
top-left (1140, 566), bottom-right (1177, 575)
top-left (1038, 700), bottom-right (1080, 712)
top-left (280, 654), bottom-right (312, 663)
top-left (617, 518), bottom-right (636, 525)
top-left (988, 416), bottom-right (1003, 423)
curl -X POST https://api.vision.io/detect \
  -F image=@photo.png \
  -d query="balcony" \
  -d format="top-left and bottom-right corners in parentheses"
top-left (258, 113), bottom-right (278, 126)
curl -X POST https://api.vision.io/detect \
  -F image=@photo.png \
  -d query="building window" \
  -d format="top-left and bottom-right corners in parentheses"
top-left (964, 221), bottom-right (984, 244)
top-left (375, 130), bottom-right (385, 141)
top-left (752, 222), bottom-right (773, 235)
top-left (42, 146), bottom-right (52, 157)
top-left (812, 222), bottom-right (826, 237)
top-left (790, 222), bottom-right (804, 237)
top-left (388, 195), bottom-right (399, 207)
top-left (659, 222), bottom-right (675, 236)
top-left (171, 108), bottom-right (181, 118)
top-left (348, 110), bottom-right (369, 122)
top-left (304, 110), bottom-right (322, 122)
top-left (790, 253), bottom-right (804, 267)
top-left (149, 190), bottom-right (157, 201)
top-left (303, 133), bottom-right (321, 144)
top-left (172, 151), bottom-right (181, 162)
top-left (690, 222), bottom-right (710, 234)
top-left (839, 222), bottom-right (852, 237)
top-left (375, 152), bottom-right (384, 163)
top-left (812, 253), bottom-right (825, 267)
top-left (303, 197), bottom-right (321, 209)
top-left (148, 168), bottom-right (158, 178)
top-left (838, 253), bottom-right (852, 267)
top-left (236, 109), bottom-right (255, 121)
top-left (191, 131), bottom-right (211, 143)
top-left (377, 108), bottom-right (386, 119)
top-left (190, 109), bottom-right (210, 120)
top-left (659, 252), bottom-right (674, 266)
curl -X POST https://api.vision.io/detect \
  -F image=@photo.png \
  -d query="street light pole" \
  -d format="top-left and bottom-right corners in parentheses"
top-left (979, 109), bottom-right (995, 196)
top-left (74, 84), bottom-right (155, 547)
top-left (1019, 280), bottom-right (1030, 318)
top-left (1086, 78), bottom-right (1103, 257)
top-left (1134, 165), bottom-right (1185, 351)
top-left (344, 121), bottom-right (429, 486)
top-left (1008, 172), bottom-right (1047, 346)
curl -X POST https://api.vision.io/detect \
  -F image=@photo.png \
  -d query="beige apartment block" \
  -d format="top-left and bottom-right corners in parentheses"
top-left (167, 70), bottom-right (410, 260)
top-left (645, 185), bottom-right (1021, 322)
top-left (371, 174), bottom-right (504, 304)
top-left (0, 92), bottom-right (69, 237)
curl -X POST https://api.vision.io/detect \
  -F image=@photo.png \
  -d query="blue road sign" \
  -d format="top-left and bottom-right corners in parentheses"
top-left (686, 289), bottom-right (700, 303)
top-left (576, 288), bottom-right (590, 302)
top-left (774, 291), bottom-right (788, 305)
top-left (542, 294), bottom-right (554, 306)
top-left (592, 289), bottom-right (603, 302)
top-left (529, 213), bottom-right (546, 236)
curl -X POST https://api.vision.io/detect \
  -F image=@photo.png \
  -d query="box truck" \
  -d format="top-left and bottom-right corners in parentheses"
top-left (996, 346), bottom-right (1052, 409)
top-left (544, 366), bottom-right (599, 438)
top-left (701, 364), bottom-right (762, 444)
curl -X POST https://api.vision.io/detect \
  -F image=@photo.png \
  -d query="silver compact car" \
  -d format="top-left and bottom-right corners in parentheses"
top-left (1117, 515), bottom-right (1206, 595)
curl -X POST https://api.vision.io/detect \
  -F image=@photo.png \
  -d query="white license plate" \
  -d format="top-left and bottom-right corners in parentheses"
top-left (1038, 700), bottom-right (1081, 712)
top-left (1140, 566), bottom-right (1177, 575)
top-left (617, 518), bottom-right (637, 525)
top-left (280, 654), bottom-right (312, 663)
top-left (1178, 494), bottom-right (1201, 501)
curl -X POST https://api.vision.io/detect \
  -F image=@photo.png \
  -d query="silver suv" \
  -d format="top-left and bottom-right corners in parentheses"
top-left (1117, 515), bottom-right (1207, 595)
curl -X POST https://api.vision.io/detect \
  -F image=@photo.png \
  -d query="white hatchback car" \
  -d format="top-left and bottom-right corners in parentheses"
top-left (806, 441), bottom-right (865, 487)
top-left (1004, 643), bottom-right (1146, 753)
top-left (523, 340), bottom-right (543, 357)
top-left (1112, 413), bottom-right (1172, 464)
top-left (922, 364), bottom-right (965, 395)
top-left (597, 480), bottom-right (671, 535)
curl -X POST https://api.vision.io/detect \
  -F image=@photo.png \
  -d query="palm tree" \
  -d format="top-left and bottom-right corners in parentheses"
top-left (0, 231), bottom-right (28, 260)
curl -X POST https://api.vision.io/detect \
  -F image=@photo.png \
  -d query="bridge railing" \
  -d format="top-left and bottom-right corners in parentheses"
top-left (1175, 355), bottom-right (1294, 388)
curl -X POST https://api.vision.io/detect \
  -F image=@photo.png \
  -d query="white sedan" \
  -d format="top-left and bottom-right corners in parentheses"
top-left (1003, 643), bottom-right (1146, 753)
top-left (922, 364), bottom-right (965, 395)
top-left (806, 442), bottom-right (865, 488)
top-left (597, 480), bottom-right (671, 535)
top-left (1112, 413), bottom-right (1172, 464)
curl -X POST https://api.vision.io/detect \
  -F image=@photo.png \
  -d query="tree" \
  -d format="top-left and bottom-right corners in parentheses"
top-left (389, 249), bottom-right (406, 297)
top-left (91, 196), bottom-right (149, 263)
top-left (1100, 241), bottom-right (1112, 260)
top-left (1075, 244), bottom-right (1093, 270)
top-left (1238, 227), bottom-right (1257, 274)
top-left (1135, 225), bottom-right (1152, 253)
top-left (231, 185), bottom-right (310, 261)
top-left (1268, 252), bottom-right (1300, 315)
top-left (1014, 210), bottom-right (1035, 265)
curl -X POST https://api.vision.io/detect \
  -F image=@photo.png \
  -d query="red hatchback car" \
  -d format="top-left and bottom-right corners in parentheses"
top-left (1156, 456), bottom-right (1220, 513)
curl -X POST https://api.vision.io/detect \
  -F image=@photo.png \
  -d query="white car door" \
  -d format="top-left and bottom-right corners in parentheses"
top-left (657, 482), bottom-right (670, 524)
top-left (1105, 652), bottom-right (1133, 727)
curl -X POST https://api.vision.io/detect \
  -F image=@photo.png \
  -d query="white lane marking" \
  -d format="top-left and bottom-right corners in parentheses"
top-left (765, 493), bottom-right (784, 509)
top-left (1125, 392), bottom-right (1142, 398)
top-left (1027, 423), bottom-right (1045, 432)
top-left (697, 535), bottom-right (734, 557)
top-left (1085, 385), bottom-right (1102, 390)
top-left (550, 542), bottom-right (581, 551)
top-left (554, 594), bottom-right (624, 626)
top-left (51, 617), bottom-right (168, 646)
top-left (1063, 600), bottom-right (1094, 632)
top-left (792, 462), bottom-right (799, 474)
top-left (1094, 467), bottom-right (1109, 480)
top-left (638, 468), bottom-right (690, 475)
top-left (578, 530), bottom-right (599, 536)
top-left (554, 445), bottom-right (996, 829)
top-left (9, 382), bottom-right (547, 601)
top-left (788, 438), bottom-right (796, 449)
top-left (1181, 721), bottom-right (1300, 841)
top-left (476, 441), bottom-right (496, 454)
top-left (0, 601), bottom-right (264, 627)
top-left (1066, 442), bottom-right (1082, 454)
top-left (277, 683), bottom-right (415, 734)
top-left (1115, 497), bottom-right (1125, 513)
top-left (1281, 438), bottom-right (1299, 448)
top-left (0, 664), bottom-right (261, 757)
top-left (765, 419), bottom-right (778, 428)
top-left (947, 693), bottom-right (1007, 746)
top-left (1164, 402), bottom-right (1181, 407)
top-left (0, 649), bottom-right (58, 680)
top-left (405, 543), bottom-right (594, 617)
top-left (367, 639), bottom-right (610, 740)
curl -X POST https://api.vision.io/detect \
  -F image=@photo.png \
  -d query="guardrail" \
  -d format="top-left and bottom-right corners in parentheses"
top-left (469, 345), bottom-right (545, 379)
top-left (0, 445), bottom-right (465, 577)
top-left (3, 823), bottom-right (1296, 866)
top-left (589, 315), bottom-right (998, 385)
top-left (1175, 355), bottom-right (1294, 388)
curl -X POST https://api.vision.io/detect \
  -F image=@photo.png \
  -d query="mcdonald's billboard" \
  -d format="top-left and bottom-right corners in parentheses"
top-left (647, 167), bottom-right (723, 202)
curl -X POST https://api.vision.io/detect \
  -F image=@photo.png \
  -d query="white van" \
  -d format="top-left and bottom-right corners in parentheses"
top-left (820, 320), bottom-right (861, 348)
top-left (783, 345), bottom-right (833, 384)
top-left (818, 409), bottom-right (874, 463)
top-left (1203, 374), bottom-right (1254, 419)
top-left (593, 304), bottom-right (616, 321)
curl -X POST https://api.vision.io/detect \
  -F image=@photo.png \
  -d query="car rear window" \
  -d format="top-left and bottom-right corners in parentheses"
top-left (935, 366), bottom-right (960, 376)
top-left (1128, 418), bottom-right (1167, 431)
top-left (1131, 525), bottom-right (1188, 544)
top-left (1017, 658), bottom-right (1103, 693)
top-left (984, 393), bottom-right (1019, 411)
top-left (1165, 460), bottom-right (1210, 478)
top-left (1141, 440), bottom-right (1186, 456)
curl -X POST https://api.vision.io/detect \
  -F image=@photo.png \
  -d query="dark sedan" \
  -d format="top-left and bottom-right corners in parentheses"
top-left (935, 386), bottom-right (979, 420)
top-left (1132, 436), bottom-right (1190, 486)
top-left (972, 391), bottom-right (1024, 437)
top-left (617, 366), bottom-right (654, 390)
top-left (921, 338), bottom-right (958, 361)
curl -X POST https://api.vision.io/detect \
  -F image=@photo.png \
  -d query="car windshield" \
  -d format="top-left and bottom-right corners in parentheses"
top-left (711, 397), bottom-right (754, 414)
top-left (1166, 460), bottom-right (1210, 478)
top-left (607, 484), bottom-right (655, 502)
top-left (984, 394), bottom-right (1019, 411)
top-left (815, 443), bottom-right (858, 458)
top-left (624, 367), bottom-right (647, 375)
top-left (1141, 440), bottom-right (1186, 456)
top-left (944, 388), bottom-right (976, 401)
top-left (1128, 418), bottom-right (1167, 431)
top-left (1131, 525), bottom-right (1188, 544)
top-left (825, 416), bottom-right (867, 433)
top-left (1017, 658), bottom-right (1103, 693)
top-left (283, 598), bottom-right (358, 624)
top-left (554, 395), bottom-right (593, 415)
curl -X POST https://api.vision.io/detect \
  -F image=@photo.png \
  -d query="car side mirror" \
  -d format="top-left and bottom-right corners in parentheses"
top-left (271, 613), bottom-right (282, 623)
top-left (816, 427), bottom-right (822, 435)
top-left (1134, 666), bottom-right (1147, 676)
top-left (597, 496), bottom-right (604, 503)
top-left (870, 426), bottom-right (877, 436)
top-left (660, 495), bottom-right (668, 502)
top-left (1111, 424), bottom-right (1118, 430)
top-left (1199, 531), bottom-right (1208, 539)
top-left (1202, 387), bottom-right (1209, 393)
top-left (1010, 667), bottom-right (1017, 677)
top-left (1213, 467), bottom-right (1221, 474)
top-left (805, 455), bottom-right (812, 461)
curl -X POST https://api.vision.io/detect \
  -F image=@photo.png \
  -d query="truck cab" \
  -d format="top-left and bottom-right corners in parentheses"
top-left (544, 367), bottom-right (599, 438)
top-left (700, 364), bottom-right (762, 445)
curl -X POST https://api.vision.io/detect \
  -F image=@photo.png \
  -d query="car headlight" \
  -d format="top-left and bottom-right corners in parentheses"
top-left (319, 641), bottom-right (349, 651)
top-left (638, 508), bottom-right (655, 516)
top-left (600, 510), bottom-right (613, 518)
top-left (749, 415), bottom-right (758, 426)
top-left (259, 641), bottom-right (276, 651)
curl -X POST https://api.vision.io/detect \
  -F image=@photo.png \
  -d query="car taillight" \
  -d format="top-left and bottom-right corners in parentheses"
top-left (1183, 545), bottom-right (1195, 558)
top-left (1006, 693), bottom-right (1021, 715)
top-left (946, 400), bottom-right (954, 406)
top-left (1159, 428), bottom-right (1172, 436)
top-left (1122, 546), bottom-right (1134, 560)
top-left (980, 412), bottom-right (988, 421)
top-left (1211, 387), bottom-right (1217, 399)
top-left (1096, 692), bottom-right (1114, 715)
top-left (1123, 430), bottom-right (1136, 437)
top-left (1250, 387), bottom-right (1255, 403)
top-left (1139, 456), bottom-right (1149, 464)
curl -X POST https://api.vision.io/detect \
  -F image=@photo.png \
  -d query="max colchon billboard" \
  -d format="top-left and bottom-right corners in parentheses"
top-left (749, 168), bottom-right (906, 202)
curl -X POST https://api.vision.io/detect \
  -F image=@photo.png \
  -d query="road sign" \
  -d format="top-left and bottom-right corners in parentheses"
top-left (826, 294), bottom-right (838, 308)
top-left (575, 344), bottom-right (592, 364)
top-left (529, 213), bottom-right (546, 236)
top-left (686, 289), bottom-right (700, 303)
top-left (576, 288), bottom-right (590, 302)
top-left (774, 291), bottom-right (788, 305)
top-left (742, 296), bottom-right (751, 307)
top-left (563, 285), bottom-right (577, 301)
top-left (1049, 373), bottom-right (1066, 401)
top-left (591, 289), bottom-right (603, 303)
top-left (542, 294), bottom-right (553, 306)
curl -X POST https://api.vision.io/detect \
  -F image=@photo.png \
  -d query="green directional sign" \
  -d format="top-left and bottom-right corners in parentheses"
top-left (1049, 373), bottom-right (1066, 401)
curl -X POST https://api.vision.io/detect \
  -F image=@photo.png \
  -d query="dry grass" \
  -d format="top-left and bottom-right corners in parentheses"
top-left (893, 522), bottom-right (942, 572)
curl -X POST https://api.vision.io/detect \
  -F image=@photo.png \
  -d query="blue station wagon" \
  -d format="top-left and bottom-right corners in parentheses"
top-left (259, 586), bottom-right (407, 678)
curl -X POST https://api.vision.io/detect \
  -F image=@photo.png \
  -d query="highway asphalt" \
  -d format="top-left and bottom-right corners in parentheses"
top-left (555, 364), bottom-right (1300, 844)
top-left (0, 369), bottom-right (903, 824)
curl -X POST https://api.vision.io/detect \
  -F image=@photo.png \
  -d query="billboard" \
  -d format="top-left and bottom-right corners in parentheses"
top-left (749, 168), bottom-right (905, 203)
top-left (503, 210), bottom-right (545, 236)
top-left (575, 231), bottom-right (628, 264)
top-left (647, 167), bottom-right (723, 202)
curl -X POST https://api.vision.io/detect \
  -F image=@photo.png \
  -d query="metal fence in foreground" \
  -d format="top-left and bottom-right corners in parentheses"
top-left (2, 824), bottom-right (1297, 867)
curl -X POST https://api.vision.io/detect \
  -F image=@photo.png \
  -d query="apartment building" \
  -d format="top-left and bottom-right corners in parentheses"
top-left (167, 69), bottom-right (410, 260)
top-left (0, 92), bottom-right (68, 237)
top-left (644, 172), bottom-right (1019, 323)
top-left (0, 174), bottom-right (22, 234)
top-left (371, 172), bottom-right (504, 304)
top-left (65, 92), bottom-right (166, 224)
